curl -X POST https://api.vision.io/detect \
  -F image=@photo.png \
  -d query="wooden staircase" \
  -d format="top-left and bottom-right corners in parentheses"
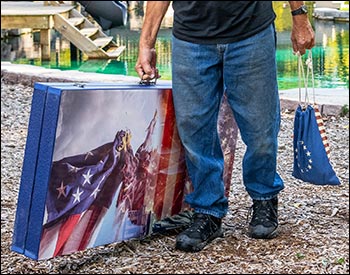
top-left (49, 2), bottom-right (125, 59)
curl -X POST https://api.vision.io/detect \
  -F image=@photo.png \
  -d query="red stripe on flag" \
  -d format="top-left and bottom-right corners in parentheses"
top-left (53, 214), bottom-right (80, 257)
top-left (171, 140), bottom-right (187, 216)
top-left (78, 205), bottom-right (104, 250)
top-left (153, 89), bottom-right (176, 219)
top-left (314, 105), bottom-right (331, 156)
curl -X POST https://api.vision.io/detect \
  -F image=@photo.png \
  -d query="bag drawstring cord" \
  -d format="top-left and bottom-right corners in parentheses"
top-left (297, 50), bottom-right (316, 107)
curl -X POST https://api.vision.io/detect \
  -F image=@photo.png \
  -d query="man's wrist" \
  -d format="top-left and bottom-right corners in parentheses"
top-left (291, 4), bottom-right (308, 16)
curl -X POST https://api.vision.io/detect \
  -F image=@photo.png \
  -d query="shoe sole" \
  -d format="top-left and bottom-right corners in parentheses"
top-left (176, 229), bottom-right (224, 252)
top-left (248, 227), bottom-right (278, 239)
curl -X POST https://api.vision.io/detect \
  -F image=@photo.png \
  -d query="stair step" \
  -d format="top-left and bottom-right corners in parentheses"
top-left (53, 11), bottom-right (125, 59)
top-left (106, 46), bottom-right (126, 58)
top-left (93, 37), bottom-right (113, 48)
top-left (80, 27), bottom-right (99, 37)
top-left (67, 17), bottom-right (85, 26)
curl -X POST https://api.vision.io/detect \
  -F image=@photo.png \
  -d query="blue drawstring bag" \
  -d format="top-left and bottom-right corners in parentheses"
top-left (292, 51), bottom-right (341, 186)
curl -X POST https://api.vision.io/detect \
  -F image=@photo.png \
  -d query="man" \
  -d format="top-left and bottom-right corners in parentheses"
top-left (135, 1), bottom-right (315, 252)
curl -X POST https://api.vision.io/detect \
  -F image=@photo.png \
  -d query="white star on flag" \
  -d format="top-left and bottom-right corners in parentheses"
top-left (90, 184), bottom-right (101, 199)
top-left (84, 151), bottom-right (94, 160)
top-left (82, 169), bottom-right (93, 186)
top-left (67, 163), bottom-right (81, 173)
top-left (298, 140), bottom-right (313, 173)
top-left (72, 187), bottom-right (84, 204)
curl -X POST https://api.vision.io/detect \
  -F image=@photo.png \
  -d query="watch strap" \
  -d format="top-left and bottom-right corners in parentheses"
top-left (291, 5), bottom-right (308, 16)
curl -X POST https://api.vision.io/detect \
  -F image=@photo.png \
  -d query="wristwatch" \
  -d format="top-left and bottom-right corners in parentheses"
top-left (291, 5), bottom-right (308, 16)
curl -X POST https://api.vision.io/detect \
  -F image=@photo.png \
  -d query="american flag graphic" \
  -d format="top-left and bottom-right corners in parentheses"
top-left (37, 89), bottom-right (195, 259)
top-left (7, 85), bottom-right (239, 260)
top-left (292, 104), bottom-right (340, 186)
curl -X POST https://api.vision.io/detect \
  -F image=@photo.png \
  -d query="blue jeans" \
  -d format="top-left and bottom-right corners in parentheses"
top-left (171, 24), bottom-right (284, 219)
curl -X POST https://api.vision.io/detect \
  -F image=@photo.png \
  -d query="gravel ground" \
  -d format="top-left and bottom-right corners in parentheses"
top-left (1, 79), bottom-right (349, 274)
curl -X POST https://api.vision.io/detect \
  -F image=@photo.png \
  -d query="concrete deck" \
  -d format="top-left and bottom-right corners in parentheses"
top-left (1, 1), bottom-right (74, 16)
top-left (279, 87), bottom-right (348, 106)
top-left (1, 62), bottom-right (348, 116)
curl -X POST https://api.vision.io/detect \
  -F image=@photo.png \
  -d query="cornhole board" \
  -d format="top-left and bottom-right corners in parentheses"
top-left (11, 82), bottom-right (238, 260)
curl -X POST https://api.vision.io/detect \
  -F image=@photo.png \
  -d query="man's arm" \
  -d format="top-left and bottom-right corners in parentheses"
top-left (135, 1), bottom-right (171, 80)
top-left (288, 1), bottom-right (315, 55)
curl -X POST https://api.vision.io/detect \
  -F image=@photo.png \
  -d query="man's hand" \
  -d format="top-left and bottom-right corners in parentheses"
top-left (135, 47), bottom-right (160, 81)
top-left (291, 15), bottom-right (315, 55)
top-left (289, 2), bottom-right (315, 55)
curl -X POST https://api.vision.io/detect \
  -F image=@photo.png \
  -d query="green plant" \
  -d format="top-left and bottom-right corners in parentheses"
top-left (296, 252), bottom-right (305, 259)
top-left (340, 104), bottom-right (349, 117)
top-left (336, 257), bottom-right (345, 265)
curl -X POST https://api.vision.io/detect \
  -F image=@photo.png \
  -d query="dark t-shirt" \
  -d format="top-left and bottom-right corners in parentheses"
top-left (172, 1), bottom-right (276, 44)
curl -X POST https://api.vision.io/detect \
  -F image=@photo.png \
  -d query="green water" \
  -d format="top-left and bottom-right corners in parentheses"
top-left (2, 3), bottom-right (349, 90)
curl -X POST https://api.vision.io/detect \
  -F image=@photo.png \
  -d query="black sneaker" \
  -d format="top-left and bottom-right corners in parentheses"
top-left (248, 197), bottom-right (278, 239)
top-left (175, 213), bottom-right (223, 252)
